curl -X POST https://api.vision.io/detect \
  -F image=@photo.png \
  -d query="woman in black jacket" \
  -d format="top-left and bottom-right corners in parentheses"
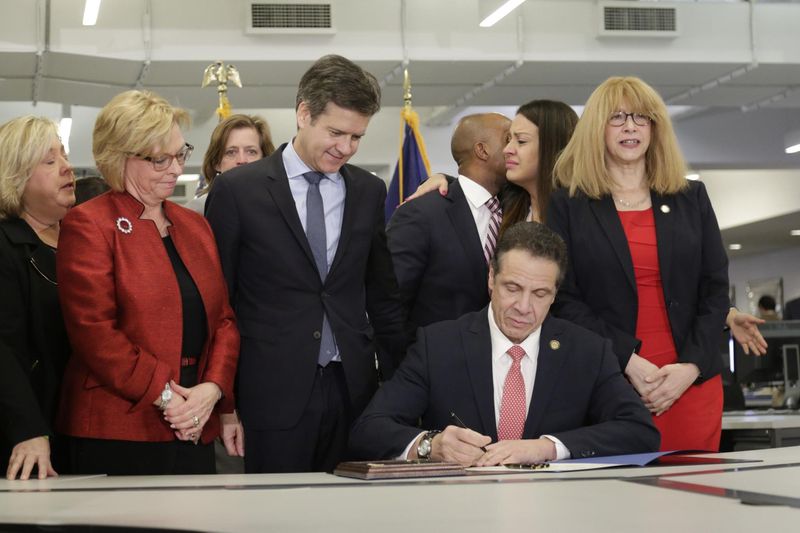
top-left (0, 115), bottom-right (75, 479)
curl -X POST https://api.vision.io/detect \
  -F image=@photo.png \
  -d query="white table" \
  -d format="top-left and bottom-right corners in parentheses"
top-left (1, 447), bottom-right (798, 532)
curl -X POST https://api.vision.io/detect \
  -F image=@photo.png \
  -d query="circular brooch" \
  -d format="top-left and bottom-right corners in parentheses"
top-left (115, 217), bottom-right (133, 234)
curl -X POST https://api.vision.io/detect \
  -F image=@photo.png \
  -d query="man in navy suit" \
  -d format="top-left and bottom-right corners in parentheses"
top-left (350, 222), bottom-right (659, 465)
top-left (206, 55), bottom-right (407, 473)
top-left (785, 297), bottom-right (800, 320)
top-left (387, 113), bottom-right (510, 336)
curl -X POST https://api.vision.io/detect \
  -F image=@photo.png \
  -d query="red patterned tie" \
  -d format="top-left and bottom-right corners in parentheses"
top-left (498, 345), bottom-right (527, 441)
top-left (484, 196), bottom-right (502, 265)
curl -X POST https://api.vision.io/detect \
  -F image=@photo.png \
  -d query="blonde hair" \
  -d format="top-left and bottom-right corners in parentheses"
top-left (93, 90), bottom-right (190, 191)
top-left (0, 116), bottom-right (61, 219)
top-left (554, 76), bottom-right (688, 198)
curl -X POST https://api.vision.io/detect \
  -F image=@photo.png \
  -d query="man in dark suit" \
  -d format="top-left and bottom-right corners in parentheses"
top-left (784, 297), bottom-right (800, 320)
top-left (206, 55), bottom-right (407, 473)
top-left (350, 222), bottom-right (659, 465)
top-left (387, 113), bottom-right (510, 334)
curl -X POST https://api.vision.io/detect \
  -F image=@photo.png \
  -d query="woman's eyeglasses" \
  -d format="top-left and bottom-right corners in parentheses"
top-left (133, 143), bottom-right (194, 171)
top-left (608, 112), bottom-right (652, 127)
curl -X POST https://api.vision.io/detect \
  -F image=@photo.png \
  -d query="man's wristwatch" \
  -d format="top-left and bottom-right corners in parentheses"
top-left (158, 383), bottom-right (172, 411)
top-left (416, 430), bottom-right (440, 460)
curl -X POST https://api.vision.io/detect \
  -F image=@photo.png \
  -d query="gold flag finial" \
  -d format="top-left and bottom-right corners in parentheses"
top-left (403, 68), bottom-right (412, 110)
top-left (201, 60), bottom-right (242, 121)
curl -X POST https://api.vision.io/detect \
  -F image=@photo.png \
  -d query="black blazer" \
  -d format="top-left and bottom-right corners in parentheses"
top-left (349, 310), bottom-right (659, 460)
top-left (0, 218), bottom-right (70, 470)
top-left (387, 178), bottom-right (489, 333)
top-left (206, 145), bottom-right (407, 431)
top-left (784, 297), bottom-right (800, 320)
top-left (546, 181), bottom-right (729, 380)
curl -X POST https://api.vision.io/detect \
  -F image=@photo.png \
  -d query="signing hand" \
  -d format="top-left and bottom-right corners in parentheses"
top-left (220, 411), bottom-right (245, 457)
top-left (403, 173), bottom-right (450, 202)
top-left (475, 438), bottom-right (556, 466)
top-left (643, 363), bottom-right (700, 416)
top-left (164, 380), bottom-right (222, 442)
top-left (418, 426), bottom-right (490, 466)
top-left (6, 436), bottom-right (57, 480)
top-left (728, 308), bottom-right (767, 356)
top-left (625, 353), bottom-right (663, 398)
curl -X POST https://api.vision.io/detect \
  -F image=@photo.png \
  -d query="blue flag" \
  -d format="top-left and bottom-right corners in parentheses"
top-left (385, 108), bottom-right (431, 223)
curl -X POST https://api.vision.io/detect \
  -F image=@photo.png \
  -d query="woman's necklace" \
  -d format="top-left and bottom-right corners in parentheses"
top-left (612, 195), bottom-right (649, 209)
top-left (22, 211), bottom-right (59, 248)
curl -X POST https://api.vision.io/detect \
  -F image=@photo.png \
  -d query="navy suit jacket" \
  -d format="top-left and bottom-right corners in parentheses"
top-left (349, 310), bottom-right (659, 460)
top-left (387, 178), bottom-right (489, 334)
top-left (206, 144), bottom-right (407, 430)
top-left (546, 181), bottom-right (729, 380)
top-left (784, 297), bottom-right (800, 321)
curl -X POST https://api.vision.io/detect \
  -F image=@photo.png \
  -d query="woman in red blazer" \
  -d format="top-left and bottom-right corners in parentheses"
top-left (56, 90), bottom-right (239, 475)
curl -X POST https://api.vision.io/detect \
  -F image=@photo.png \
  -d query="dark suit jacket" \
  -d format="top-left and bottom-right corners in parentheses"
top-left (0, 218), bottom-right (70, 469)
top-left (387, 177), bottom-right (489, 333)
top-left (784, 297), bottom-right (800, 321)
top-left (546, 181), bottom-right (729, 380)
top-left (56, 192), bottom-right (239, 444)
top-left (205, 144), bottom-right (407, 431)
top-left (349, 311), bottom-right (659, 460)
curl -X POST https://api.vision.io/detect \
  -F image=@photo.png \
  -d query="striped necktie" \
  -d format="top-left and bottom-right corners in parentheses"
top-left (484, 196), bottom-right (502, 265)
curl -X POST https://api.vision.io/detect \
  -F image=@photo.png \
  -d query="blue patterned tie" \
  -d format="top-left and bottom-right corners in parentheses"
top-left (304, 172), bottom-right (336, 366)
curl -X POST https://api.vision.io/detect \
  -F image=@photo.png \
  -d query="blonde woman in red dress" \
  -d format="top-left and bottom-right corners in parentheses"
top-left (547, 77), bottom-right (731, 451)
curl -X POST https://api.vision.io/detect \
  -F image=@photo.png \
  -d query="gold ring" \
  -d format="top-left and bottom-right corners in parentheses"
top-left (192, 415), bottom-right (200, 427)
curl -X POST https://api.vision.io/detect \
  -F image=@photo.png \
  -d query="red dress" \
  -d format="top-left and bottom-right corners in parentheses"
top-left (618, 208), bottom-right (722, 451)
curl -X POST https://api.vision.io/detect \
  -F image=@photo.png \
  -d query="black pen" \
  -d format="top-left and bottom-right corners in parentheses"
top-left (450, 411), bottom-right (488, 453)
top-left (504, 463), bottom-right (549, 470)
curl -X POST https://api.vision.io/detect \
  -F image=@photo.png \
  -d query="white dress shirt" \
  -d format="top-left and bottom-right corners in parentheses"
top-left (457, 174), bottom-right (494, 249)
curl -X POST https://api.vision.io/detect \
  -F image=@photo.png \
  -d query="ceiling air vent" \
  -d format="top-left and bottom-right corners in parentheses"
top-left (598, 2), bottom-right (678, 38)
top-left (246, 2), bottom-right (335, 34)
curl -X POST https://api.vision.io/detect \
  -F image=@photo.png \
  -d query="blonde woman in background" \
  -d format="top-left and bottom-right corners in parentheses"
top-left (0, 116), bottom-right (74, 479)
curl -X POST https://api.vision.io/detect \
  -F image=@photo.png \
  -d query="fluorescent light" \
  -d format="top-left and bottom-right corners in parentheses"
top-left (480, 0), bottom-right (527, 27)
top-left (685, 173), bottom-right (700, 181)
top-left (58, 118), bottom-right (72, 155)
top-left (791, 229), bottom-right (800, 236)
top-left (83, 0), bottom-right (101, 26)
top-left (786, 143), bottom-right (800, 154)
top-left (178, 174), bottom-right (200, 183)
top-left (728, 243), bottom-right (742, 251)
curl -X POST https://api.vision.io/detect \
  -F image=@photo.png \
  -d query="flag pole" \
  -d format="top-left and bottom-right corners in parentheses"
top-left (399, 68), bottom-right (413, 201)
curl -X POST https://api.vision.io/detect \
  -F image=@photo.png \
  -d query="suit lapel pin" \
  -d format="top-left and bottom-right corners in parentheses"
top-left (116, 217), bottom-right (133, 234)
top-left (549, 340), bottom-right (560, 350)
top-left (660, 205), bottom-right (670, 214)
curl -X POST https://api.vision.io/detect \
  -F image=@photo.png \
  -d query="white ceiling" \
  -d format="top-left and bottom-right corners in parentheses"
top-left (1, 0), bottom-right (799, 256)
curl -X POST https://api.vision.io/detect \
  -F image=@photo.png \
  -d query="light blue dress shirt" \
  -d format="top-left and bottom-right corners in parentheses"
top-left (282, 140), bottom-right (346, 361)
top-left (282, 141), bottom-right (346, 269)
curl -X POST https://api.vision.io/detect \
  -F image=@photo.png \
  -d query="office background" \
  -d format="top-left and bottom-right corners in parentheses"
top-left (1, 0), bottom-right (798, 309)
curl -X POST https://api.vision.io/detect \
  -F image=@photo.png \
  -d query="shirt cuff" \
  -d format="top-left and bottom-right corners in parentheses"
top-left (542, 435), bottom-right (571, 461)
top-left (398, 431), bottom-right (426, 460)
